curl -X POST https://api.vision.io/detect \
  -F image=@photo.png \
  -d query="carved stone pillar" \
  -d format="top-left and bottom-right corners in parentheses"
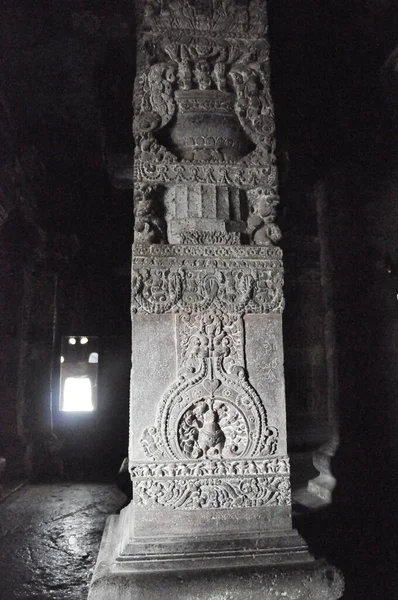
top-left (88, 2), bottom-right (344, 598)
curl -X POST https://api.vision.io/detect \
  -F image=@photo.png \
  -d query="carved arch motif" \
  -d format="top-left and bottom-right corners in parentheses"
top-left (140, 312), bottom-right (278, 460)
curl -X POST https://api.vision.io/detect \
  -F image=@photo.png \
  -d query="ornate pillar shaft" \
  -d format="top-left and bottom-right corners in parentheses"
top-left (128, 0), bottom-right (290, 549)
top-left (89, 2), bottom-right (344, 598)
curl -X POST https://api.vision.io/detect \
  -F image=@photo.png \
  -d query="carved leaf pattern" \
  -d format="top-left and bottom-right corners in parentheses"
top-left (133, 476), bottom-right (291, 509)
top-left (131, 266), bottom-right (284, 314)
top-left (131, 456), bottom-right (290, 478)
top-left (140, 311), bottom-right (279, 462)
top-left (134, 0), bottom-right (275, 168)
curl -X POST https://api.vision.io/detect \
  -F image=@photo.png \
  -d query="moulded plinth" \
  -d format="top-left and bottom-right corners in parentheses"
top-left (88, 513), bottom-right (344, 600)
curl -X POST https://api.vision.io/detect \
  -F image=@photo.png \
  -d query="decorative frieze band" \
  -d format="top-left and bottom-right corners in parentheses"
top-left (139, 0), bottom-right (268, 39)
top-left (131, 456), bottom-right (290, 478)
top-left (132, 265), bottom-right (283, 314)
top-left (135, 161), bottom-right (277, 189)
top-left (132, 245), bottom-right (284, 315)
top-left (133, 475), bottom-right (291, 510)
top-left (133, 243), bottom-right (282, 259)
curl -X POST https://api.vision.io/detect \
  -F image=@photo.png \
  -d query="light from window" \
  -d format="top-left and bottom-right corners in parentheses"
top-left (62, 377), bottom-right (93, 412)
top-left (88, 352), bottom-right (98, 364)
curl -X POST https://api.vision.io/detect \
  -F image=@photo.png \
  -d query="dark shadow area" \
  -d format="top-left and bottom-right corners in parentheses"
top-left (1, 3), bottom-right (398, 600)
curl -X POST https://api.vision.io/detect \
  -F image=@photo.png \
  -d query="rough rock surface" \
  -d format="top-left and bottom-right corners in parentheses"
top-left (0, 483), bottom-right (124, 600)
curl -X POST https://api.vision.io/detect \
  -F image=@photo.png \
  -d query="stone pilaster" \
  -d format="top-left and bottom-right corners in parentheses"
top-left (88, 2), bottom-right (344, 598)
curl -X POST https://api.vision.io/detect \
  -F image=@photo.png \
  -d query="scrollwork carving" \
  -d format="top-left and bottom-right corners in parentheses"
top-left (133, 475), bottom-right (291, 510)
top-left (133, 242), bottom-right (282, 259)
top-left (131, 456), bottom-right (290, 478)
top-left (133, 3), bottom-right (276, 167)
top-left (140, 312), bottom-right (279, 462)
top-left (141, 0), bottom-right (268, 38)
top-left (131, 263), bottom-right (284, 314)
top-left (228, 63), bottom-right (276, 165)
top-left (132, 267), bottom-right (183, 313)
top-left (135, 160), bottom-right (278, 189)
top-left (179, 231), bottom-right (240, 245)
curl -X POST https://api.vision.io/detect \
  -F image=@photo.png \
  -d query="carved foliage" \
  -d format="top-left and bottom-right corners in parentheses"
top-left (247, 187), bottom-right (281, 246)
top-left (133, 475), bottom-right (290, 509)
top-left (140, 312), bottom-right (279, 462)
top-left (132, 262), bottom-right (284, 314)
top-left (141, 0), bottom-right (268, 38)
top-left (179, 231), bottom-right (240, 245)
top-left (133, 0), bottom-right (276, 171)
top-left (134, 185), bottom-right (168, 243)
top-left (133, 241), bottom-right (282, 259)
top-left (135, 161), bottom-right (278, 190)
top-left (131, 456), bottom-right (290, 478)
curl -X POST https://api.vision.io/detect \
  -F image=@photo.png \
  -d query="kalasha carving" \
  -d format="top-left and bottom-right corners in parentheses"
top-left (130, 456), bottom-right (290, 478)
top-left (133, 476), bottom-right (291, 510)
top-left (247, 188), bottom-right (281, 246)
top-left (133, 1), bottom-right (276, 168)
top-left (140, 312), bottom-right (278, 461)
top-left (169, 89), bottom-right (253, 162)
top-left (134, 185), bottom-right (167, 243)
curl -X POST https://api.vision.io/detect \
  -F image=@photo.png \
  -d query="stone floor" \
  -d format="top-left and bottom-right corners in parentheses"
top-left (0, 483), bottom-right (125, 600)
top-left (0, 478), bottom-right (396, 600)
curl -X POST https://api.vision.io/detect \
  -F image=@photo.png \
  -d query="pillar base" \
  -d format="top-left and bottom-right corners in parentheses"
top-left (88, 513), bottom-right (344, 600)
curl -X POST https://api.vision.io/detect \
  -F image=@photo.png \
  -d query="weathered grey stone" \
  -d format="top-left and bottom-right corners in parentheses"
top-left (89, 1), bottom-right (344, 598)
top-left (89, 516), bottom-right (344, 600)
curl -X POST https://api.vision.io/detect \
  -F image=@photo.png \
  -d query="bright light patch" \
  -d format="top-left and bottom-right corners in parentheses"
top-left (60, 356), bottom-right (64, 363)
top-left (62, 377), bottom-right (93, 412)
top-left (69, 337), bottom-right (76, 345)
top-left (80, 337), bottom-right (88, 345)
top-left (88, 352), bottom-right (98, 364)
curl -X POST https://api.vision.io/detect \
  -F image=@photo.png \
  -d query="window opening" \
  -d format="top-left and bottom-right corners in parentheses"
top-left (63, 377), bottom-right (93, 412)
top-left (59, 336), bottom-right (98, 412)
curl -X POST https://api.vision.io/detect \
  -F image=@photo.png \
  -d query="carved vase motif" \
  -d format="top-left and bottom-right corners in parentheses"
top-left (169, 90), bottom-right (252, 161)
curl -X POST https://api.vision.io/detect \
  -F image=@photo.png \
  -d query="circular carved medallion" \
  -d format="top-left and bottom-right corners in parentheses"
top-left (177, 397), bottom-right (249, 459)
